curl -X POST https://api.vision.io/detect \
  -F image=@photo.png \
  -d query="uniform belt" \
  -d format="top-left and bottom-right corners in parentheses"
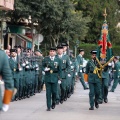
top-left (62, 68), bottom-right (66, 70)
top-left (13, 69), bottom-right (19, 72)
top-left (25, 68), bottom-right (31, 71)
top-left (71, 69), bottom-right (74, 71)
top-left (89, 71), bottom-right (93, 73)
top-left (113, 70), bottom-right (120, 71)
top-left (45, 70), bottom-right (58, 73)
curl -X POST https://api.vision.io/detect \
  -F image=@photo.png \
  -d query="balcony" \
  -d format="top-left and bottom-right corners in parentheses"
top-left (0, 0), bottom-right (14, 10)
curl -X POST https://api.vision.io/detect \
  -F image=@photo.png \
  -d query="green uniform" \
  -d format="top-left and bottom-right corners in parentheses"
top-left (9, 57), bottom-right (20, 100)
top-left (37, 56), bottom-right (44, 92)
top-left (25, 57), bottom-right (31, 97)
top-left (70, 56), bottom-right (78, 94)
top-left (110, 61), bottom-right (120, 92)
top-left (60, 54), bottom-right (71, 101)
top-left (0, 50), bottom-right (14, 109)
top-left (42, 56), bottom-right (62, 109)
top-left (76, 54), bottom-right (88, 89)
top-left (85, 59), bottom-right (100, 108)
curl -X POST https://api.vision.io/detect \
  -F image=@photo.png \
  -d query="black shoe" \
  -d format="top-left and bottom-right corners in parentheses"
top-left (84, 87), bottom-right (89, 90)
top-left (67, 93), bottom-right (71, 98)
top-left (89, 107), bottom-right (94, 110)
top-left (56, 101), bottom-right (59, 105)
top-left (46, 108), bottom-right (51, 111)
top-left (15, 97), bottom-right (18, 101)
top-left (104, 98), bottom-right (108, 103)
top-left (51, 103), bottom-right (56, 109)
top-left (19, 97), bottom-right (21, 100)
top-left (95, 101), bottom-right (99, 109)
top-left (98, 101), bottom-right (103, 104)
top-left (64, 97), bottom-right (67, 101)
top-left (27, 95), bottom-right (30, 98)
top-left (60, 99), bottom-right (63, 104)
top-left (109, 89), bottom-right (114, 92)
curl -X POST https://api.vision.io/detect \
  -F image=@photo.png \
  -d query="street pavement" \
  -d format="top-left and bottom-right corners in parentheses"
top-left (0, 81), bottom-right (120, 120)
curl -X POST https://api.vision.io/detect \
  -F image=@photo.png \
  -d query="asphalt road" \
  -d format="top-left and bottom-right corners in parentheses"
top-left (0, 81), bottom-right (120, 120)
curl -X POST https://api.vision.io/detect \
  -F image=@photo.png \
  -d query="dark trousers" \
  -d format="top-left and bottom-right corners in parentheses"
top-left (89, 82), bottom-right (100, 107)
top-left (78, 72), bottom-right (88, 89)
top-left (45, 82), bottom-right (57, 109)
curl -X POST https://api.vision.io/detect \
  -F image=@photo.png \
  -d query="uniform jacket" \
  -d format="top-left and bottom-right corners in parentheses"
top-left (113, 61), bottom-right (120, 79)
top-left (42, 56), bottom-right (62, 83)
top-left (85, 59), bottom-right (100, 83)
top-left (9, 57), bottom-right (19, 79)
top-left (76, 54), bottom-right (83, 72)
top-left (0, 50), bottom-right (14, 108)
top-left (56, 54), bottom-right (71, 79)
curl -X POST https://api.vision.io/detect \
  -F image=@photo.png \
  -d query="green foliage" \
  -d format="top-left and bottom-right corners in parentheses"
top-left (74, 0), bottom-right (120, 44)
top-left (4, 0), bottom-right (91, 48)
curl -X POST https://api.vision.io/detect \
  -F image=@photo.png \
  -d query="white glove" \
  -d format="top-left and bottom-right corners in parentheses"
top-left (75, 72), bottom-right (78, 76)
top-left (108, 63), bottom-right (112, 66)
top-left (2, 104), bottom-right (9, 112)
top-left (19, 67), bottom-right (22, 71)
top-left (26, 61), bottom-right (29, 64)
top-left (42, 71), bottom-right (45, 75)
top-left (44, 67), bottom-right (50, 71)
top-left (58, 80), bottom-right (61, 84)
top-left (80, 70), bottom-right (82, 73)
top-left (68, 74), bottom-right (71, 77)
top-left (118, 76), bottom-right (120, 79)
top-left (22, 63), bottom-right (26, 67)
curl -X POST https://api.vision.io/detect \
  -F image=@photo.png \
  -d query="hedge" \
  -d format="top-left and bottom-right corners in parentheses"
top-left (77, 44), bottom-right (120, 59)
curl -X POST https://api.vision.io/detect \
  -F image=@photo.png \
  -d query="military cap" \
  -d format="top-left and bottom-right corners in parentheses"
top-left (35, 49), bottom-right (42, 54)
top-left (61, 42), bottom-right (68, 46)
top-left (50, 47), bottom-right (56, 51)
top-left (14, 45), bottom-right (21, 49)
top-left (79, 49), bottom-right (84, 52)
top-left (57, 44), bottom-right (63, 49)
top-left (90, 50), bottom-right (97, 54)
top-left (10, 49), bottom-right (17, 53)
top-left (114, 56), bottom-right (119, 60)
top-left (27, 48), bottom-right (31, 50)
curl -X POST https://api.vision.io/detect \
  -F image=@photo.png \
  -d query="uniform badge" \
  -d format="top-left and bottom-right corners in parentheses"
top-left (14, 68), bottom-right (16, 72)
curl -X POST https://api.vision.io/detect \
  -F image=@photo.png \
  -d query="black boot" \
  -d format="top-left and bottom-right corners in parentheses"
top-left (89, 107), bottom-right (94, 110)
top-left (95, 101), bottom-right (99, 109)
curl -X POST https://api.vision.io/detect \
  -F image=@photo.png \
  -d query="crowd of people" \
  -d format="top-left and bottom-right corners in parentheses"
top-left (0, 42), bottom-right (120, 112)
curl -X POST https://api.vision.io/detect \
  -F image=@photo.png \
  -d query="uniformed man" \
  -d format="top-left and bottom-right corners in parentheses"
top-left (55, 45), bottom-right (63, 104)
top-left (85, 50), bottom-right (100, 110)
top-left (34, 49), bottom-right (44, 93)
top-left (110, 56), bottom-right (120, 92)
top-left (60, 43), bottom-right (71, 102)
top-left (76, 49), bottom-right (88, 90)
top-left (15, 45), bottom-right (23, 100)
top-left (24, 48), bottom-right (32, 98)
top-left (9, 49), bottom-right (20, 101)
top-left (69, 52), bottom-right (78, 94)
top-left (42, 47), bottom-right (62, 111)
top-left (0, 50), bottom-right (14, 112)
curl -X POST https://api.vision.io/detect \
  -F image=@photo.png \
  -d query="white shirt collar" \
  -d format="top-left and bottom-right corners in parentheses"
top-left (79, 54), bottom-right (82, 57)
top-left (58, 54), bottom-right (63, 58)
top-left (50, 56), bottom-right (55, 60)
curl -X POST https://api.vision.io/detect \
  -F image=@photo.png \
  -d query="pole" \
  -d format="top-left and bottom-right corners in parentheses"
top-left (37, 38), bottom-right (39, 49)
top-left (31, 23), bottom-right (34, 51)
top-left (75, 46), bottom-right (77, 58)
top-left (1, 19), bottom-right (3, 49)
